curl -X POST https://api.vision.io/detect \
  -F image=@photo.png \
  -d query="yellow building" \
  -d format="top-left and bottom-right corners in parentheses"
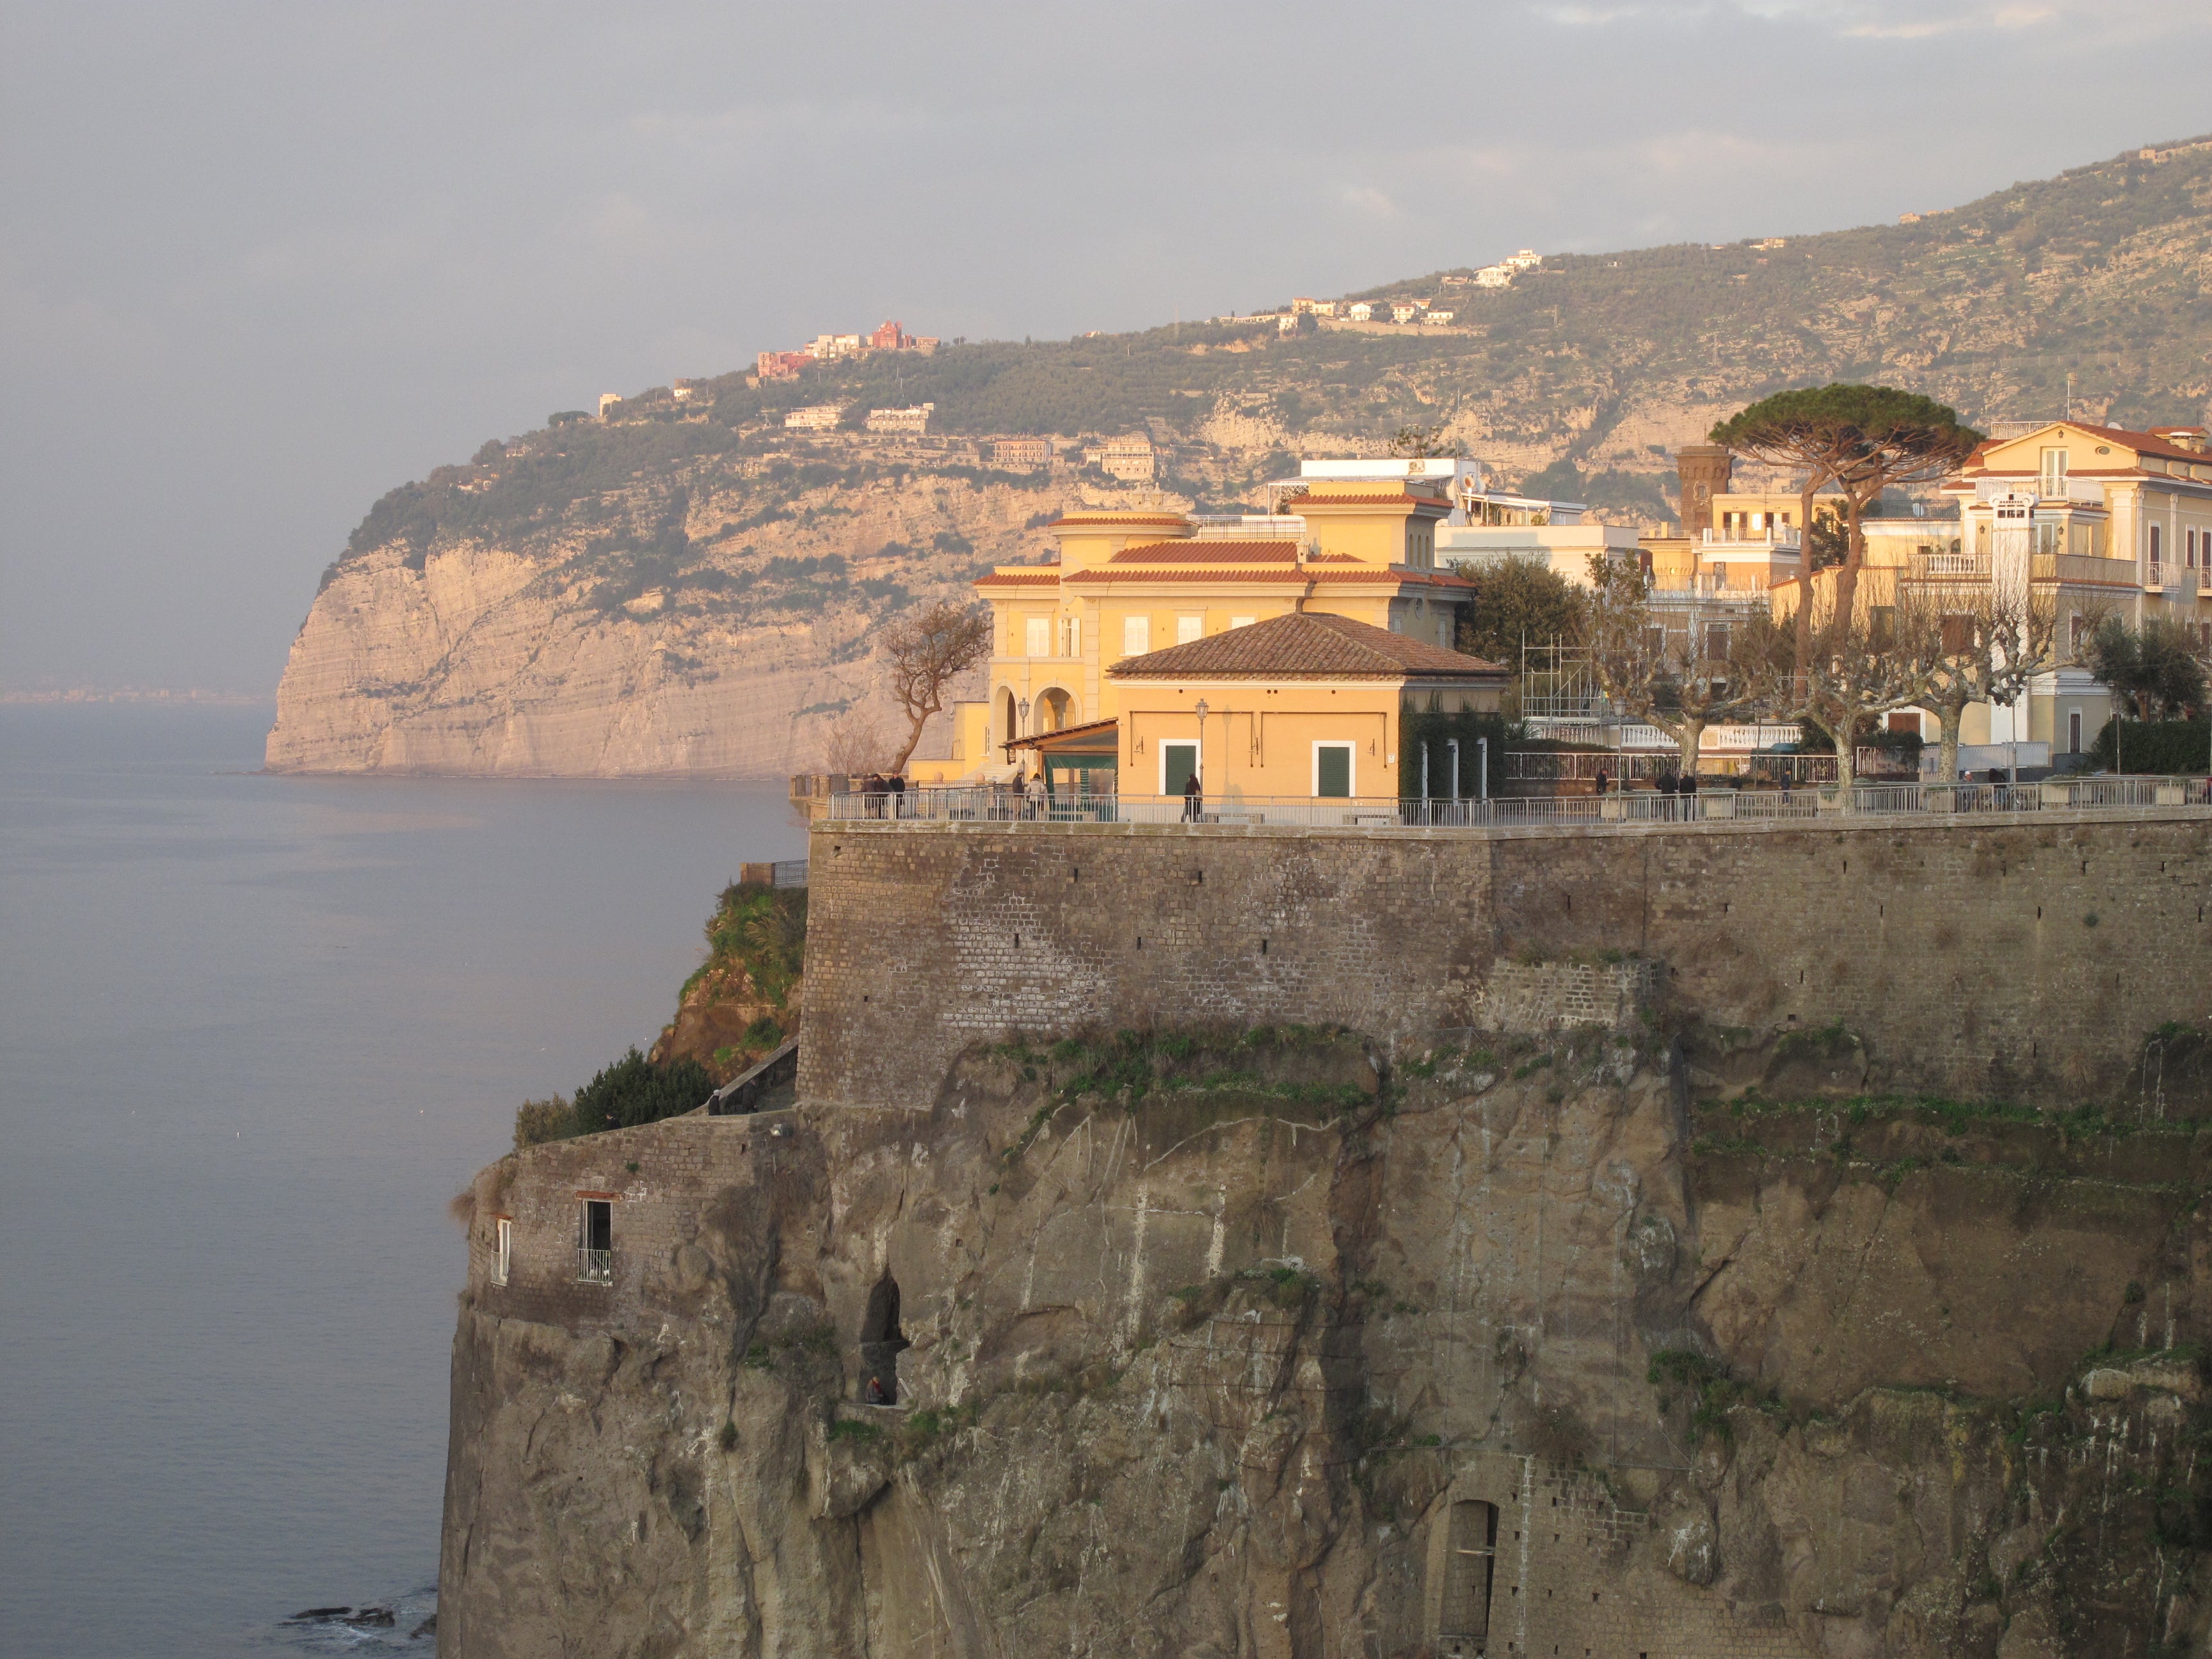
top-left (1101, 610), bottom-right (1505, 801)
top-left (913, 478), bottom-right (1480, 785)
top-left (1768, 419), bottom-right (2211, 763)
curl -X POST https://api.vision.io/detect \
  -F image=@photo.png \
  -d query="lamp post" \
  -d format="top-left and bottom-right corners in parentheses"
top-left (1194, 698), bottom-right (1209, 788)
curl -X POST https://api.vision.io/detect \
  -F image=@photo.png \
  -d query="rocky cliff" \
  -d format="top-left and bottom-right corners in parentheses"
top-left (437, 812), bottom-right (2212, 1657)
top-left (442, 1030), bottom-right (2212, 1659)
top-left (264, 463), bottom-right (1054, 776)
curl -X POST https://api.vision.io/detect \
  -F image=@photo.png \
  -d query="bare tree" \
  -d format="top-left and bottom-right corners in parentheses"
top-left (1757, 595), bottom-right (1931, 797)
top-left (1583, 555), bottom-right (1764, 775)
top-left (881, 602), bottom-right (992, 774)
top-left (1892, 584), bottom-right (2058, 786)
top-left (822, 708), bottom-right (892, 774)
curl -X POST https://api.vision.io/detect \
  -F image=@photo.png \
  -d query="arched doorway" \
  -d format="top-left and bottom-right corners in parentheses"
top-left (858, 1273), bottom-right (907, 1404)
top-left (1037, 687), bottom-right (1073, 734)
top-left (998, 688), bottom-right (1018, 749)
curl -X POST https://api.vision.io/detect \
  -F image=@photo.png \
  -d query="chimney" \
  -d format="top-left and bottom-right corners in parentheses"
top-left (2151, 426), bottom-right (2208, 454)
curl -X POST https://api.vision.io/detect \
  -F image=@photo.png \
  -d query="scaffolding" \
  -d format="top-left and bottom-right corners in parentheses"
top-left (1517, 641), bottom-right (1610, 719)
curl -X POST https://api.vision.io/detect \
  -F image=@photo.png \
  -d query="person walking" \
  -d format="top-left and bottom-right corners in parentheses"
top-left (1023, 771), bottom-right (1047, 819)
top-left (1181, 769), bottom-right (1203, 822)
top-left (1592, 766), bottom-right (1609, 797)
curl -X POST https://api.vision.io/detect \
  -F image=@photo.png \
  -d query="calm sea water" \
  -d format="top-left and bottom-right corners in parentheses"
top-left (0, 706), bottom-right (803, 1658)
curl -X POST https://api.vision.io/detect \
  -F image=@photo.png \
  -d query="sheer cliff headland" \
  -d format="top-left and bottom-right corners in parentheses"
top-left (269, 138), bottom-right (2212, 776)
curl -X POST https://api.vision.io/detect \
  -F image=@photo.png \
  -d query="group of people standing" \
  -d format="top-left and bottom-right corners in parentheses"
top-left (859, 773), bottom-right (906, 817)
top-left (1587, 769), bottom-right (1701, 797)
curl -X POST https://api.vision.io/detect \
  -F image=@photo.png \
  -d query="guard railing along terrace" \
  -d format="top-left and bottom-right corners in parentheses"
top-left (823, 778), bottom-right (2210, 830)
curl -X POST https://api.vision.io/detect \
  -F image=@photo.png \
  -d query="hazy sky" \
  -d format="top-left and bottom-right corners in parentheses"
top-left (4, 1), bottom-right (2209, 694)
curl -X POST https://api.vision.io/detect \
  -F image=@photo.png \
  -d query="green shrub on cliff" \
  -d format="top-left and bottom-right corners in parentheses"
top-left (511, 1050), bottom-right (716, 1147)
top-left (572, 1048), bottom-right (714, 1134)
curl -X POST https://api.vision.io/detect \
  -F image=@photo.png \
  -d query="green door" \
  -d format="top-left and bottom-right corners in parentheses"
top-left (1316, 744), bottom-right (1351, 798)
top-left (1163, 742), bottom-right (1198, 797)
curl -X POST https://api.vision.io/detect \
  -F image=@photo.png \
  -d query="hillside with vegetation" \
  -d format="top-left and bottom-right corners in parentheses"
top-left (268, 137), bottom-right (2212, 776)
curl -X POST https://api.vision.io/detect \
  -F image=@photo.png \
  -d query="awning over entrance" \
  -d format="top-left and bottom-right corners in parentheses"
top-left (1005, 718), bottom-right (1119, 789)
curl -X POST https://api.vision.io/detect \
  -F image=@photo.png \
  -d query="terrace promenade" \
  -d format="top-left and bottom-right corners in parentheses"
top-left (820, 776), bottom-right (2209, 833)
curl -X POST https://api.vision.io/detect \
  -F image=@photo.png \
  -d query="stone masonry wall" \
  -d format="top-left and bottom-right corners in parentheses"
top-left (799, 811), bottom-right (2210, 1110)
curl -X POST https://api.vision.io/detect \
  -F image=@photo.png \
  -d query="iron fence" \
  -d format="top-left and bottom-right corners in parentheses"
top-left (577, 1248), bottom-right (612, 1285)
top-left (821, 778), bottom-right (2209, 830)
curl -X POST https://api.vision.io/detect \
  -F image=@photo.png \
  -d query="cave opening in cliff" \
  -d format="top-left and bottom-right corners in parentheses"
top-left (858, 1273), bottom-right (908, 1404)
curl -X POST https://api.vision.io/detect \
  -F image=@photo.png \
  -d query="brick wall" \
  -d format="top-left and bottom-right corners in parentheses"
top-left (799, 812), bottom-right (2210, 1109)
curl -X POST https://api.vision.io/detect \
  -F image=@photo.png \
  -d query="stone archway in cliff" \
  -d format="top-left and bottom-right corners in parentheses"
top-left (858, 1273), bottom-right (908, 1404)
top-left (1435, 1498), bottom-right (1497, 1656)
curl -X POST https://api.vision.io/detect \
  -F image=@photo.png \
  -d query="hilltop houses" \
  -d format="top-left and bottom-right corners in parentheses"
top-left (756, 320), bottom-right (939, 381)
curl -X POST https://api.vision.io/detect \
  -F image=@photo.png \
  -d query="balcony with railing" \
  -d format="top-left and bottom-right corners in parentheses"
top-left (1700, 527), bottom-right (1802, 557)
top-left (578, 1247), bottom-right (612, 1285)
top-left (1901, 550), bottom-right (2143, 589)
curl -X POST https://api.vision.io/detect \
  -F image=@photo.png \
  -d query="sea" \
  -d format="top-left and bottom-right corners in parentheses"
top-left (0, 705), bottom-right (805, 1658)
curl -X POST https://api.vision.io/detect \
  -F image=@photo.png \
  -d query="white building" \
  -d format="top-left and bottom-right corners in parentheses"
top-left (864, 403), bottom-right (934, 436)
top-left (598, 392), bottom-right (623, 419)
top-left (783, 405), bottom-right (844, 431)
top-left (1347, 301), bottom-right (1375, 321)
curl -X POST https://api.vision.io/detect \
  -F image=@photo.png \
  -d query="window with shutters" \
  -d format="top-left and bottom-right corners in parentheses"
top-left (1123, 616), bottom-right (1150, 657)
top-left (492, 1217), bottom-right (511, 1286)
top-left (1176, 614), bottom-right (1203, 645)
top-left (1025, 615), bottom-right (1050, 657)
top-left (1161, 742), bottom-right (1198, 796)
top-left (1313, 742), bottom-right (1354, 798)
top-left (1438, 1500), bottom-right (1497, 1640)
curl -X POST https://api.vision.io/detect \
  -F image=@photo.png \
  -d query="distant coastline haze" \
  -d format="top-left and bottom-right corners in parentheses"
top-left (4, 1), bottom-right (2211, 694)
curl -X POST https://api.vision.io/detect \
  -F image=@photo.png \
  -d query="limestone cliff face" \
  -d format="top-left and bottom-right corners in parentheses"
top-left (440, 1033), bottom-right (2212, 1659)
top-left (266, 472), bottom-right (1060, 776)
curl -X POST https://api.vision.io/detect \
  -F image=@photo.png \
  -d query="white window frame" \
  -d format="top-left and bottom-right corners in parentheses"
top-left (1025, 615), bottom-right (1051, 658)
top-left (2039, 447), bottom-right (2068, 497)
top-left (493, 1217), bottom-right (511, 1286)
top-left (1230, 614), bottom-right (1256, 630)
top-left (1063, 614), bottom-right (1081, 657)
top-left (1123, 615), bottom-right (1150, 657)
top-left (2067, 709), bottom-right (2083, 754)
top-left (1160, 741), bottom-right (1198, 796)
top-left (1176, 613), bottom-right (1203, 645)
top-left (1311, 741), bottom-right (1356, 798)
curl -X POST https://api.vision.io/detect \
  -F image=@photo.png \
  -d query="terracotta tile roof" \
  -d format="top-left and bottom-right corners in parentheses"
top-left (975, 569), bottom-right (1061, 586)
top-left (1061, 566), bottom-right (1472, 589)
top-left (1107, 611), bottom-right (1505, 680)
top-left (1968, 421), bottom-right (2212, 470)
top-left (1050, 512), bottom-right (1190, 528)
top-left (1278, 490), bottom-right (1454, 511)
top-left (1108, 539), bottom-right (1300, 564)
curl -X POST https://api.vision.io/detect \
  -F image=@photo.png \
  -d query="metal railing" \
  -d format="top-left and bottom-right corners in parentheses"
top-left (823, 778), bottom-right (2208, 829)
top-left (577, 1248), bottom-right (612, 1285)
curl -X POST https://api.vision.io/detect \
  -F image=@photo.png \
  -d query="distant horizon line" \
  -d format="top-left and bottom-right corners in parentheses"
top-left (0, 687), bottom-right (275, 707)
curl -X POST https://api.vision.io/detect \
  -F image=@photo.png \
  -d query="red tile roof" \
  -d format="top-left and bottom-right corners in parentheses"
top-left (1050, 513), bottom-right (1190, 529)
top-left (1107, 611), bottom-right (1505, 680)
top-left (1061, 566), bottom-right (1472, 589)
top-left (1278, 490), bottom-right (1454, 511)
top-left (974, 570), bottom-right (1060, 587)
top-left (1107, 539), bottom-right (1301, 564)
top-left (1968, 421), bottom-right (2212, 470)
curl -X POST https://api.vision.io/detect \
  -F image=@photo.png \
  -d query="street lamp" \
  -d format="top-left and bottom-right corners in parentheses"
top-left (1194, 699), bottom-right (1209, 786)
